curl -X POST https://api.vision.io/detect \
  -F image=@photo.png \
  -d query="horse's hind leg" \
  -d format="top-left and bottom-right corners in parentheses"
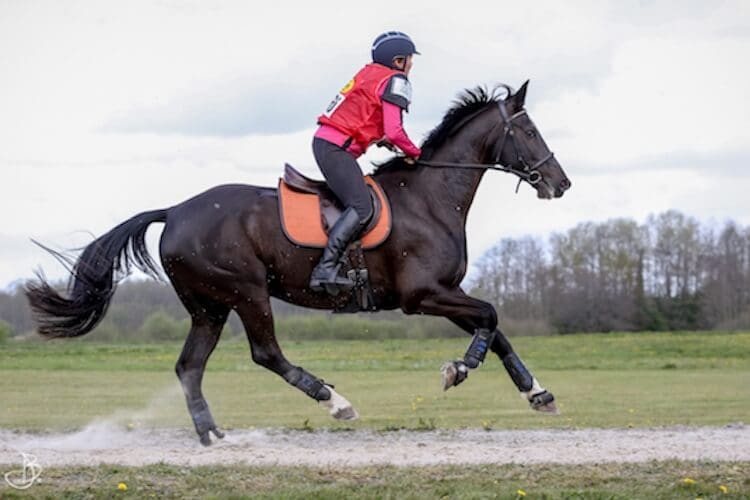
top-left (234, 284), bottom-right (359, 421)
top-left (175, 295), bottom-right (230, 446)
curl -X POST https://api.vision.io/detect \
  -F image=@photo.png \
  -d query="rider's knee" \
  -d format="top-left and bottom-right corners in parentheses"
top-left (356, 202), bottom-right (374, 226)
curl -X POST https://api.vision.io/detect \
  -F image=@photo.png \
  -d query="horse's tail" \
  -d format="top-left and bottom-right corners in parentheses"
top-left (25, 209), bottom-right (168, 338)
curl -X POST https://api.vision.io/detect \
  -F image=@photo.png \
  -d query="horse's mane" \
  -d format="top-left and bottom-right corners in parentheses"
top-left (373, 85), bottom-right (504, 175)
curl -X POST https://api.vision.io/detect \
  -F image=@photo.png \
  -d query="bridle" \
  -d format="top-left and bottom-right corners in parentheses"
top-left (416, 99), bottom-right (555, 192)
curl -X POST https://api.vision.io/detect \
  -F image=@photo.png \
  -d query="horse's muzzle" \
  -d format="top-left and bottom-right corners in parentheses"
top-left (554, 177), bottom-right (572, 198)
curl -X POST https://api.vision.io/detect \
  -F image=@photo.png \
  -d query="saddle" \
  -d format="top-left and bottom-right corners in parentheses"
top-left (278, 163), bottom-right (391, 249)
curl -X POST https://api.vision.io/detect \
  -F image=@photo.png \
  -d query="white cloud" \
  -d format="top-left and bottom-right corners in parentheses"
top-left (536, 34), bottom-right (750, 169)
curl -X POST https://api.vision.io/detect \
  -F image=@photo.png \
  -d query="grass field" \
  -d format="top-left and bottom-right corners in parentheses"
top-left (0, 331), bottom-right (748, 431)
top-left (1, 331), bottom-right (749, 498)
top-left (1, 461), bottom-right (749, 499)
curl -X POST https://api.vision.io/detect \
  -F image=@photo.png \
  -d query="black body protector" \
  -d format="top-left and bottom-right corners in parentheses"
top-left (382, 74), bottom-right (412, 111)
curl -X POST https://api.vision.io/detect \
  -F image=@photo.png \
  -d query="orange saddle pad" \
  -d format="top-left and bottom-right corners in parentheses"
top-left (278, 174), bottom-right (392, 249)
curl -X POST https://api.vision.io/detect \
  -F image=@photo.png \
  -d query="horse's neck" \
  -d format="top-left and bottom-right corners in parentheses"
top-left (420, 146), bottom-right (486, 223)
top-left (376, 121), bottom-right (489, 227)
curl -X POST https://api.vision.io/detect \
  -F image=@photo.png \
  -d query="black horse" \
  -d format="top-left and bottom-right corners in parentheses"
top-left (27, 81), bottom-right (571, 445)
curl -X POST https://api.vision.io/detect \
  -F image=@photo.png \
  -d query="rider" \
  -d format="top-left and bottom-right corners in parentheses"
top-left (310, 31), bottom-right (422, 295)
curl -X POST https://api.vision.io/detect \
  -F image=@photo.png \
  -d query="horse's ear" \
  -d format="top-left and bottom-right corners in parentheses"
top-left (511, 80), bottom-right (529, 110)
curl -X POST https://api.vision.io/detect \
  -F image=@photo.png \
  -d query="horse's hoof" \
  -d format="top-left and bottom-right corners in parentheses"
top-left (441, 362), bottom-right (457, 390)
top-left (332, 406), bottom-right (359, 421)
top-left (441, 360), bottom-right (468, 391)
top-left (199, 432), bottom-right (212, 446)
top-left (529, 391), bottom-right (560, 414)
top-left (212, 428), bottom-right (225, 439)
top-left (321, 385), bottom-right (359, 421)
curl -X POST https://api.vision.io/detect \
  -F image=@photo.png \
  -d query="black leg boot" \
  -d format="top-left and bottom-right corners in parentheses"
top-left (310, 207), bottom-right (363, 296)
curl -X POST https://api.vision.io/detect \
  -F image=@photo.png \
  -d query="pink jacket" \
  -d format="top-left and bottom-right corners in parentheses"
top-left (314, 77), bottom-right (421, 159)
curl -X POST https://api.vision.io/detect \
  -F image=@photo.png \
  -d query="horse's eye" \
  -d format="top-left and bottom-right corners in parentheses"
top-left (525, 129), bottom-right (537, 139)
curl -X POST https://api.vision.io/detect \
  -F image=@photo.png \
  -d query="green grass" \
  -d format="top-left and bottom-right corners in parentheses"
top-left (0, 331), bottom-right (748, 431)
top-left (1, 368), bottom-right (748, 431)
top-left (1, 461), bottom-right (748, 499)
top-left (2, 330), bottom-right (749, 372)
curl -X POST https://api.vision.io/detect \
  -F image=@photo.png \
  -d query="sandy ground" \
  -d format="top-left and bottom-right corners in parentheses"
top-left (1, 423), bottom-right (748, 468)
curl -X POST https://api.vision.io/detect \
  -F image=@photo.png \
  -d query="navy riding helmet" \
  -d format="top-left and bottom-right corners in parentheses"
top-left (371, 31), bottom-right (420, 69)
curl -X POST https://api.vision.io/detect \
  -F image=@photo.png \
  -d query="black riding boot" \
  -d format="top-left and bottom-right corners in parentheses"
top-left (310, 207), bottom-right (363, 296)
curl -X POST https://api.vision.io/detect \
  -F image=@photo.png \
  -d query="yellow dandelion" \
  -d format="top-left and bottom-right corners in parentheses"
top-left (118, 482), bottom-right (128, 491)
top-left (682, 477), bottom-right (696, 485)
top-left (517, 489), bottom-right (526, 497)
top-left (719, 485), bottom-right (728, 494)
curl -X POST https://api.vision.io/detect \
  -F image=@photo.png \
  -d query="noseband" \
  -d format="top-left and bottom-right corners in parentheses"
top-left (416, 100), bottom-right (555, 191)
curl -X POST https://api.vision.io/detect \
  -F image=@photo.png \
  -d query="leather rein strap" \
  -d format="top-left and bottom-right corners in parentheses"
top-left (415, 100), bottom-right (555, 191)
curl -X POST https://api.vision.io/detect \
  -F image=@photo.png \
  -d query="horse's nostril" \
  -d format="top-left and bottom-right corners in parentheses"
top-left (560, 178), bottom-right (571, 190)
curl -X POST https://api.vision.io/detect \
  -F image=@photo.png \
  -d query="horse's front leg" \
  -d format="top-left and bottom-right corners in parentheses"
top-left (450, 317), bottom-right (558, 413)
top-left (409, 287), bottom-right (558, 414)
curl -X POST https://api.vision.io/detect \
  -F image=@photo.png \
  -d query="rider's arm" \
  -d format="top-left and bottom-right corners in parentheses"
top-left (382, 102), bottom-right (421, 158)
top-left (380, 76), bottom-right (421, 158)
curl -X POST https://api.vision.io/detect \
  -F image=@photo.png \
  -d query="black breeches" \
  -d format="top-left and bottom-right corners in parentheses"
top-left (312, 137), bottom-right (373, 224)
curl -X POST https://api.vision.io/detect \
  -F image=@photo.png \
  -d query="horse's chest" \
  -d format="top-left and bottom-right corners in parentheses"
top-left (425, 236), bottom-right (468, 286)
top-left (440, 255), bottom-right (467, 287)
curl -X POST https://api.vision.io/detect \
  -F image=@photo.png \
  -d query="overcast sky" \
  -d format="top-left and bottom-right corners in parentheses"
top-left (1, 0), bottom-right (749, 290)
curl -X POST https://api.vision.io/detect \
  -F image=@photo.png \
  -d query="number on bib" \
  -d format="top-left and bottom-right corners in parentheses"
top-left (323, 93), bottom-right (345, 117)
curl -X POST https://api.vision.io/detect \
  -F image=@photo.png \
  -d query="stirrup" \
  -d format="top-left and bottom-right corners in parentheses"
top-left (323, 278), bottom-right (354, 296)
top-left (310, 278), bottom-right (354, 296)
top-left (310, 266), bottom-right (355, 296)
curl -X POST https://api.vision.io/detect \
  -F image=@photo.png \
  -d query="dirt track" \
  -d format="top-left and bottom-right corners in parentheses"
top-left (1, 423), bottom-right (748, 467)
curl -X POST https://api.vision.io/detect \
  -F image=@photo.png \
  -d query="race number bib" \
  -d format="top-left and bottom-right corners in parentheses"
top-left (322, 79), bottom-right (355, 118)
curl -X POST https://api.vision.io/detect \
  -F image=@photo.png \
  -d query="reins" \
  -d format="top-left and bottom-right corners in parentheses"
top-left (415, 100), bottom-right (555, 193)
top-left (415, 159), bottom-right (545, 189)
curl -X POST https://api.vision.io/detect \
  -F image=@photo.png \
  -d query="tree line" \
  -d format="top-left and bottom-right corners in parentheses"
top-left (470, 210), bottom-right (750, 333)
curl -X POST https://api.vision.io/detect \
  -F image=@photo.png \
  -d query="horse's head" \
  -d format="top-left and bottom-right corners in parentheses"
top-left (491, 81), bottom-right (571, 199)
top-left (375, 82), bottom-right (571, 200)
